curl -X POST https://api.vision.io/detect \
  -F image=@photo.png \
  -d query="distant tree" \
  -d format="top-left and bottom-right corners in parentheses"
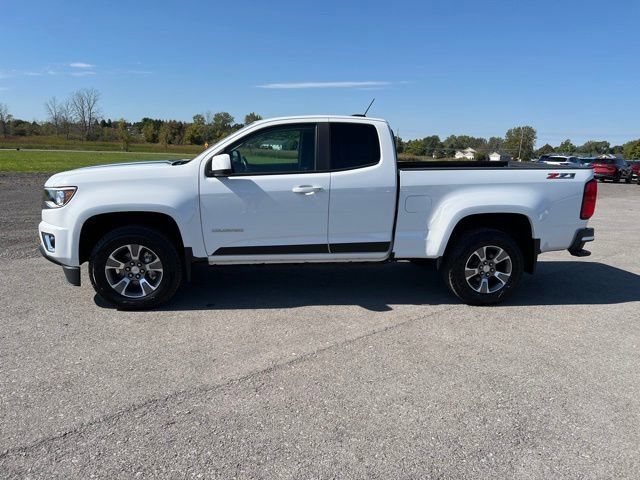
top-left (442, 135), bottom-right (465, 155)
top-left (117, 119), bottom-right (132, 151)
top-left (185, 114), bottom-right (206, 145)
top-left (395, 135), bottom-right (404, 153)
top-left (70, 88), bottom-right (101, 140)
top-left (142, 122), bottom-right (158, 143)
top-left (58, 100), bottom-right (73, 140)
top-left (158, 120), bottom-right (186, 146)
top-left (404, 139), bottom-right (426, 156)
top-left (422, 135), bottom-right (443, 157)
top-left (158, 123), bottom-right (171, 148)
top-left (475, 152), bottom-right (488, 161)
top-left (244, 112), bottom-right (263, 124)
top-left (557, 139), bottom-right (576, 154)
top-left (0, 103), bottom-right (12, 137)
top-left (623, 140), bottom-right (640, 160)
top-left (577, 140), bottom-right (610, 155)
top-left (44, 97), bottom-right (64, 135)
top-left (487, 136), bottom-right (504, 152)
top-left (535, 143), bottom-right (555, 157)
top-left (504, 126), bottom-right (537, 161)
top-left (610, 145), bottom-right (624, 154)
top-left (212, 112), bottom-right (234, 140)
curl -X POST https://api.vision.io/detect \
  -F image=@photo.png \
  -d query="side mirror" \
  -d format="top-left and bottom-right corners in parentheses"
top-left (210, 154), bottom-right (232, 176)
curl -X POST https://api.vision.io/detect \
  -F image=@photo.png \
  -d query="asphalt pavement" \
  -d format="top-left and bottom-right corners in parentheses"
top-left (1, 174), bottom-right (639, 479)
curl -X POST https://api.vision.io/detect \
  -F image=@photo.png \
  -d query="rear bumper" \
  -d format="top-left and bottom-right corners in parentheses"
top-left (568, 228), bottom-right (595, 257)
top-left (39, 245), bottom-right (81, 286)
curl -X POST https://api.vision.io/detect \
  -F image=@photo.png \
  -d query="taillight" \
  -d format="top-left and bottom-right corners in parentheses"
top-left (580, 179), bottom-right (597, 220)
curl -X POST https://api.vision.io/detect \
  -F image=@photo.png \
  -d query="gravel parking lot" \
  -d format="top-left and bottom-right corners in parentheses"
top-left (1, 173), bottom-right (639, 479)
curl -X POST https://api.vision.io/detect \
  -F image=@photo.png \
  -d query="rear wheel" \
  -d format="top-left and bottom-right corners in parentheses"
top-left (625, 174), bottom-right (632, 184)
top-left (441, 229), bottom-right (523, 306)
top-left (613, 173), bottom-right (621, 183)
top-left (89, 226), bottom-right (182, 310)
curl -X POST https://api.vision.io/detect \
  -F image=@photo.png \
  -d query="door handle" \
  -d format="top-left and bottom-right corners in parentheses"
top-left (292, 185), bottom-right (323, 194)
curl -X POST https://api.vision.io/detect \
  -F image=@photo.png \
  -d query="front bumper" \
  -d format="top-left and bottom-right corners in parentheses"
top-left (568, 228), bottom-right (595, 257)
top-left (38, 219), bottom-right (81, 286)
top-left (39, 245), bottom-right (81, 286)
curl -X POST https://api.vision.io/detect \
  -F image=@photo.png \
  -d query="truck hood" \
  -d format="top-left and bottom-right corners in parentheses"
top-left (44, 160), bottom-right (187, 187)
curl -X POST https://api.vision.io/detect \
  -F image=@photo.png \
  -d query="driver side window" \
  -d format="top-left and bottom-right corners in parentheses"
top-left (226, 124), bottom-right (316, 174)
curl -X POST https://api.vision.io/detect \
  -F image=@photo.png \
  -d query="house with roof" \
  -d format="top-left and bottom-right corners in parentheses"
top-left (454, 148), bottom-right (476, 160)
top-left (489, 152), bottom-right (513, 162)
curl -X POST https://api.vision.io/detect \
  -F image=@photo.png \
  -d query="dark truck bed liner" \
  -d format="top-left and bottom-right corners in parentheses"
top-left (398, 160), bottom-right (584, 170)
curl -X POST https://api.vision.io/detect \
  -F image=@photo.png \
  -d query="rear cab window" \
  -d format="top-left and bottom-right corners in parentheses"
top-left (329, 123), bottom-right (381, 170)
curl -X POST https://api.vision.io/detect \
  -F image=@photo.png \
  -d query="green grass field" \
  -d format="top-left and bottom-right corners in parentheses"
top-left (0, 150), bottom-right (190, 173)
top-left (0, 136), bottom-right (202, 154)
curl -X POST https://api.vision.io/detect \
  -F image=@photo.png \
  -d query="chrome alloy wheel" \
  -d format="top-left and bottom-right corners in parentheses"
top-left (464, 245), bottom-right (512, 294)
top-left (104, 244), bottom-right (163, 298)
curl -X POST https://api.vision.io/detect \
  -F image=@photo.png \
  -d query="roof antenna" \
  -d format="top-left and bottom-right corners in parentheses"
top-left (352, 98), bottom-right (375, 117)
top-left (364, 98), bottom-right (376, 116)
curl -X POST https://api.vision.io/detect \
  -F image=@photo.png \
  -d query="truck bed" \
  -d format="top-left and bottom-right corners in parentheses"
top-left (397, 160), bottom-right (583, 170)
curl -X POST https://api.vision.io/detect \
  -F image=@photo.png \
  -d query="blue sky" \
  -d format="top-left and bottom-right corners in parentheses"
top-left (1, 0), bottom-right (639, 146)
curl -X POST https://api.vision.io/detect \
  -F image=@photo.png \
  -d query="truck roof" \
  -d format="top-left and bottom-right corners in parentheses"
top-left (248, 115), bottom-right (388, 126)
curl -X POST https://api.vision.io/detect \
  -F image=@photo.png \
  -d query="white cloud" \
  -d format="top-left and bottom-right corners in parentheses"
top-left (257, 81), bottom-right (392, 89)
top-left (70, 71), bottom-right (97, 77)
top-left (69, 62), bottom-right (95, 68)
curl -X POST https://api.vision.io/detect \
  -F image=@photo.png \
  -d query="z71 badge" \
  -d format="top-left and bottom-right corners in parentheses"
top-left (547, 173), bottom-right (576, 179)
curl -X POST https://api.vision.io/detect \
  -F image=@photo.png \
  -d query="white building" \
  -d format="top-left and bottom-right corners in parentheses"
top-left (454, 148), bottom-right (476, 160)
top-left (489, 152), bottom-right (513, 162)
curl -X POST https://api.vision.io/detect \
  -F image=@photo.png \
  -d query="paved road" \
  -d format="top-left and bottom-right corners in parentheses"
top-left (1, 174), bottom-right (639, 478)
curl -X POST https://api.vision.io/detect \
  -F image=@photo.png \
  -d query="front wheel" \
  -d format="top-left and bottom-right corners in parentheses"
top-left (441, 229), bottom-right (524, 306)
top-left (625, 175), bottom-right (632, 184)
top-left (89, 226), bottom-right (183, 310)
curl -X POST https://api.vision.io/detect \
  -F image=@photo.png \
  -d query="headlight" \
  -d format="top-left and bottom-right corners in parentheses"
top-left (43, 187), bottom-right (77, 208)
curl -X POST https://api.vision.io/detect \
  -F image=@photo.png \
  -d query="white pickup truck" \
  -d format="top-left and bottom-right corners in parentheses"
top-left (39, 115), bottom-right (597, 309)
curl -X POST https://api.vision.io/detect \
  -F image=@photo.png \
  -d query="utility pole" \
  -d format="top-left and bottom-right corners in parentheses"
top-left (517, 127), bottom-right (524, 161)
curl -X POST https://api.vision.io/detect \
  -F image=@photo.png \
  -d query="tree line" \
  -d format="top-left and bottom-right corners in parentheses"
top-left (1, 90), bottom-right (639, 159)
top-left (397, 128), bottom-right (640, 161)
top-left (0, 89), bottom-right (262, 151)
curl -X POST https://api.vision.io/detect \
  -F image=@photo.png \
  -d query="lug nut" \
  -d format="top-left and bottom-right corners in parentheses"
top-left (140, 269), bottom-right (145, 274)
top-left (136, 274), bottom-right (141, 279)
top-left (130, 262), bottom-right (135, 266)
top-left (125, 267), bottom-right (130, 271)
top-left (128, 273), bottom-right (133, 278)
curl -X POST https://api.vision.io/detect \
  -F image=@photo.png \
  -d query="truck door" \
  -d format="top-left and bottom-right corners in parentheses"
top-left (326, 121), bottom-right (397, 258)
top-left (200, 123), bottom-right (331, 259)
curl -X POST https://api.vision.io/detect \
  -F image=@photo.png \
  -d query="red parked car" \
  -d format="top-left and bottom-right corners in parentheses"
top-left (590, 158), bottom-right (633, 183)
top-left (628, 160), bottom-right (640, 184)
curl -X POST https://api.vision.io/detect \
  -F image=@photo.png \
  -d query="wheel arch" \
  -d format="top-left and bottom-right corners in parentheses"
top-left (79, 211), bottom-right (185, 265)
top-left (440, 213), bottom-right (538, 274)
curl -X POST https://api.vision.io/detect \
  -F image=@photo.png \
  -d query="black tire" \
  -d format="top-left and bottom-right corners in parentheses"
top-left (441, 229), bottom-right (524, 306)
top-left (598, 178), bottom-right (605, 182)
top-left (89, 226), bottom-right (183, 310)
top-left (613, 173), bottom-right (621, 183)
top-left (625, 174), bottom-right (632, 184)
